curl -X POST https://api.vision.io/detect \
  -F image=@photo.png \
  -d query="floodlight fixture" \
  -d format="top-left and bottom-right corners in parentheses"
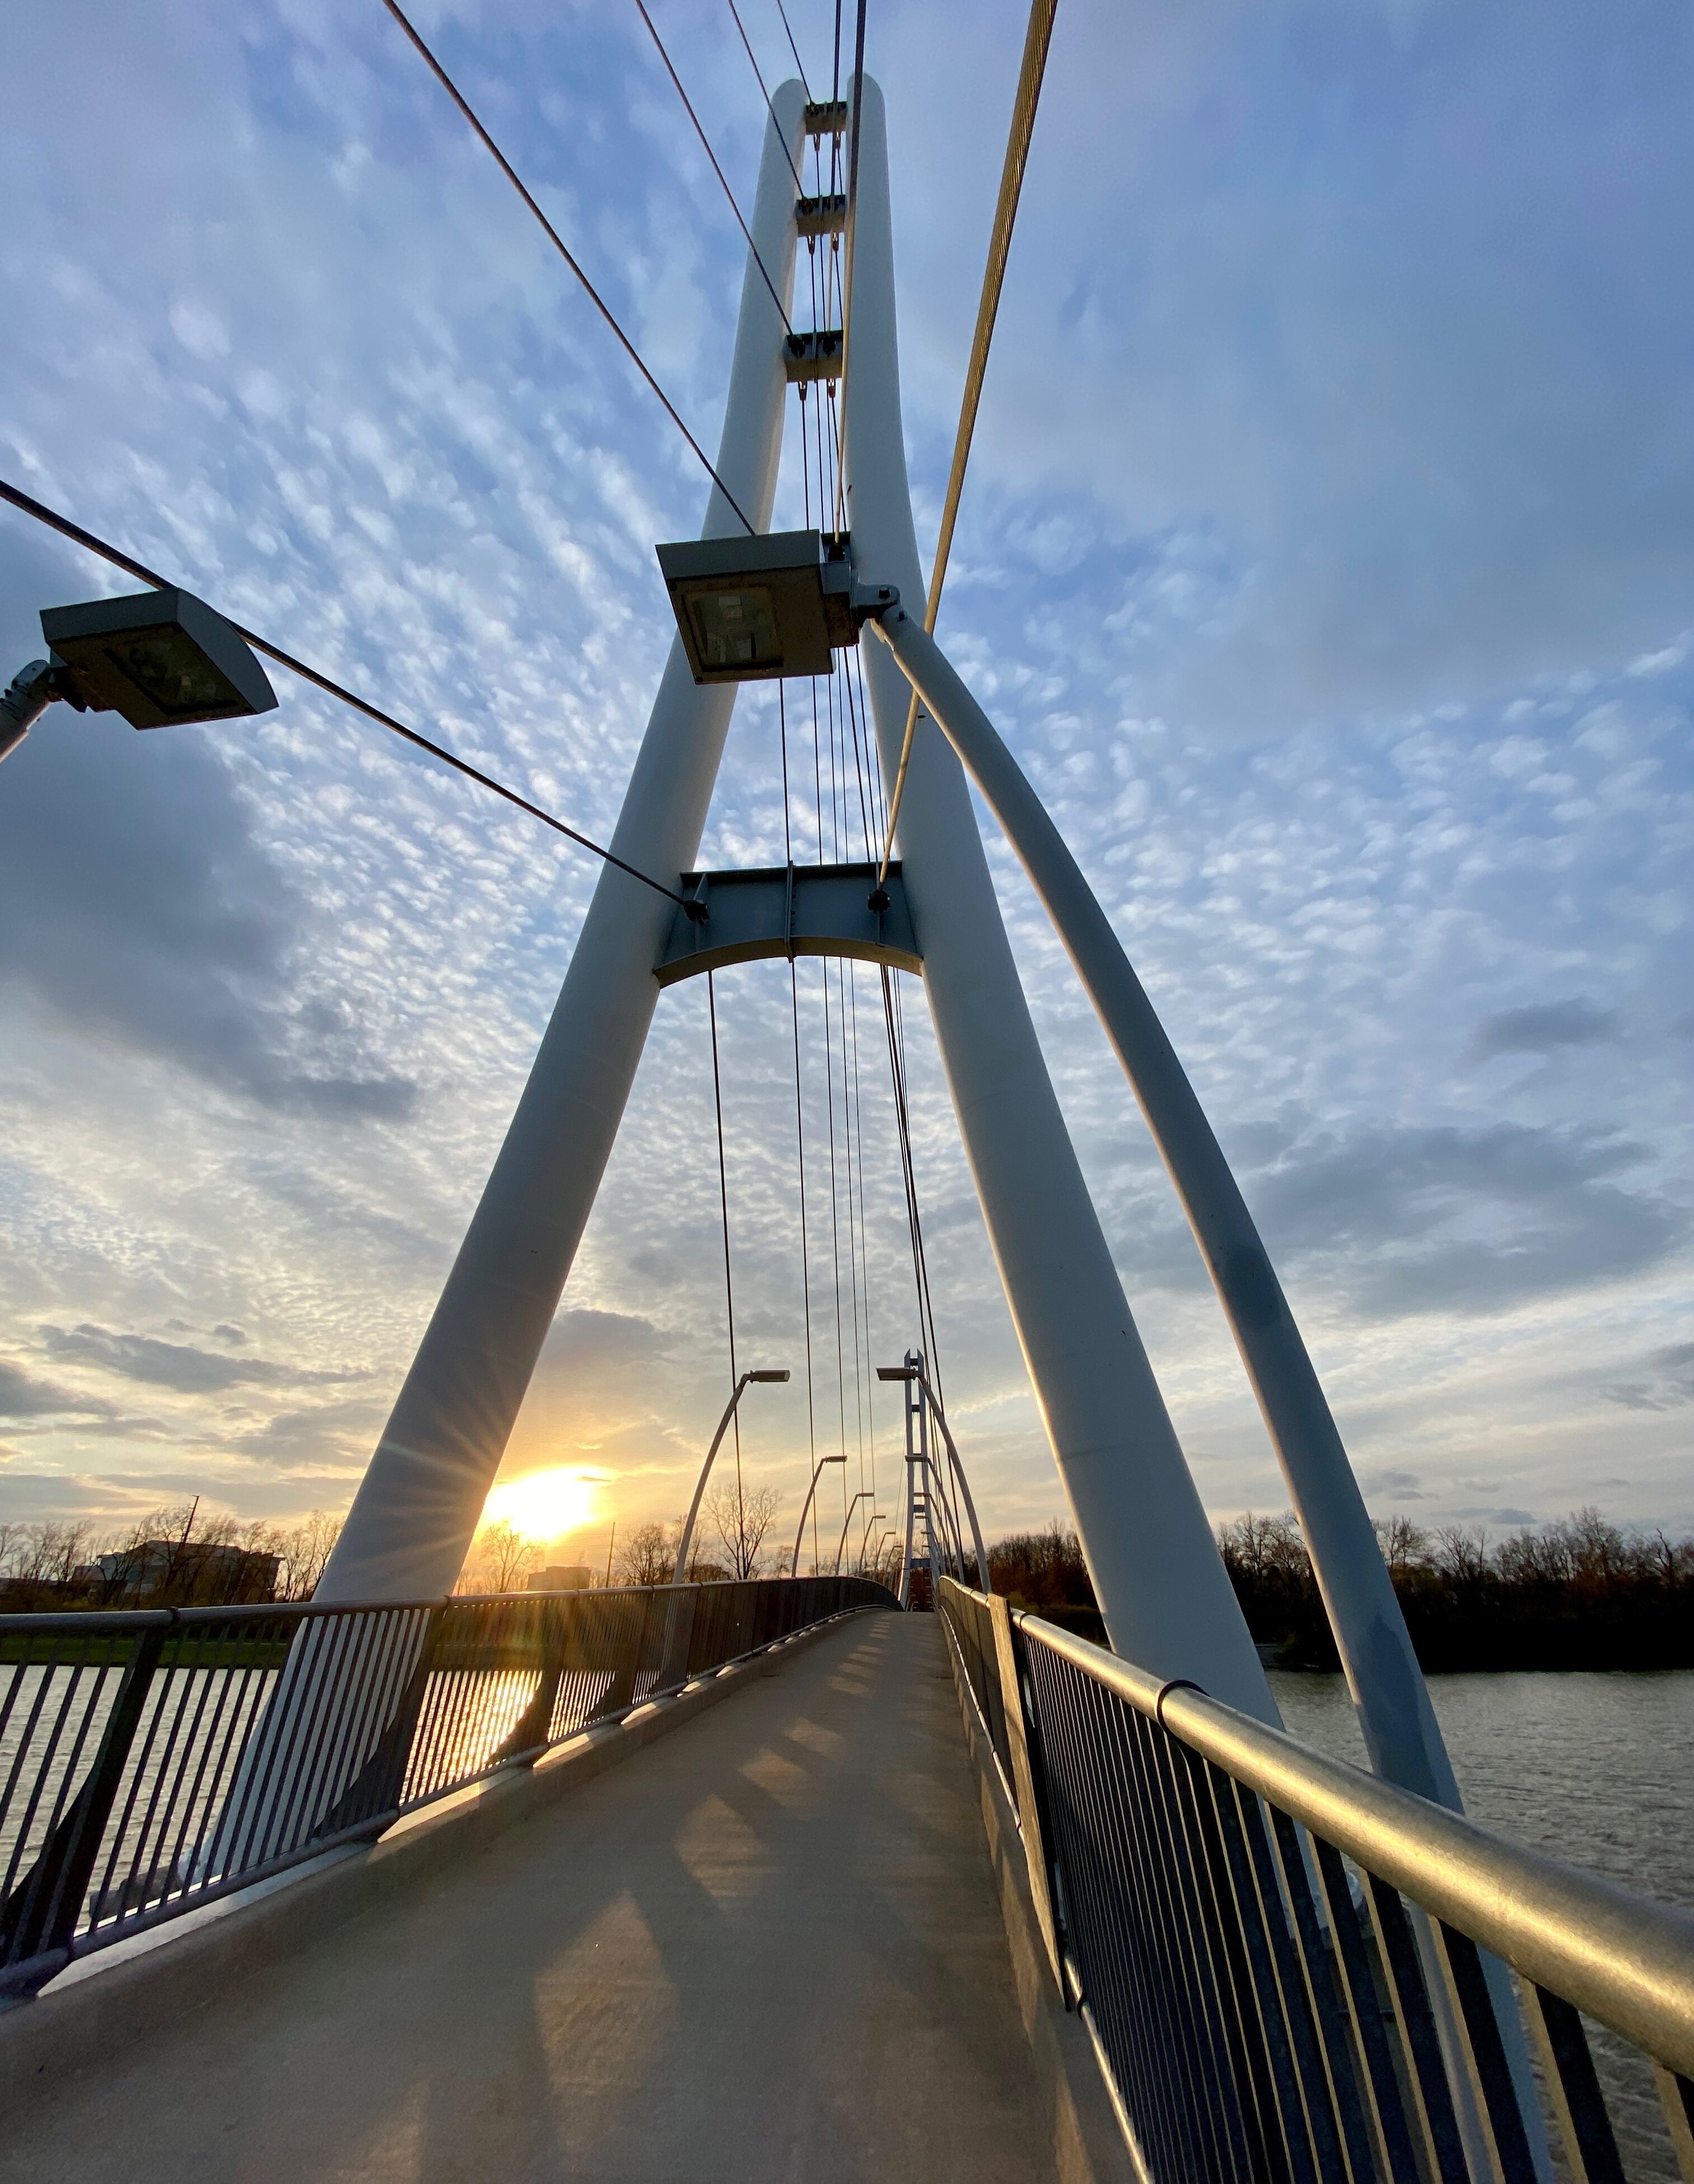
top-left (2, 587), bottom-right (277, 765)
top-left (876, 1365), bottom-right (916, 1382)
top-left (654, 529), bottom-right (896, 686)
top-left (746, 1368), bottom-right (792, 1384)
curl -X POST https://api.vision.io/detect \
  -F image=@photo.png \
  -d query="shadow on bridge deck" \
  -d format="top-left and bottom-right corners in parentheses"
top-left (1, 1613), bottom-right (1084, 2183)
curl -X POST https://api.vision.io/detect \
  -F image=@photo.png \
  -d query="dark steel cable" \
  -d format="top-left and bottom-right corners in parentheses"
top-left (775, 0), bottom-right (813, 100)
top-left (881, 964), bottom-right (944, 1398)
top-left (813, 672), bottom-right (850, 1472)
top-left (634, 1), bottom-right (793, 337)
top-left (727, 0), bottom-right (806, 194)
top-left (846, 960), bottom-right (878, 1525)
top-left (779, 684), bottom-right (820, 1563)
top-left (0, 477), bottom-right (685, 905)
top-left (707, 971), bottom-right (745, 1534)
top-left (376, 0), bottom-right (755, 535)
top-left (879, 0), bottom-right (1059, 878)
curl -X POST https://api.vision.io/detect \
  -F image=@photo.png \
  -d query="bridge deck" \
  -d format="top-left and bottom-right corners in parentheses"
top-left (3, 1613), bottom-right (1062, 2183)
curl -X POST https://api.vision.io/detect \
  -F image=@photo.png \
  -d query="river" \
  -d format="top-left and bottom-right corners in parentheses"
top-left (1269, 1666), bottom-right (1694, 1907)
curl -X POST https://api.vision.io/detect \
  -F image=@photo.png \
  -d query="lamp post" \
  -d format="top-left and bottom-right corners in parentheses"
top-left (876, 1362), bottom-right (989, 1587)
top-left (832, 1489), bottom-right (874, 1576)
top-left (1, 588), bottom-right (277, 763)
top-left (789, 1454), bottom-right (848, 1576)
top-left (673, 1369), bottom-right (789, 1583)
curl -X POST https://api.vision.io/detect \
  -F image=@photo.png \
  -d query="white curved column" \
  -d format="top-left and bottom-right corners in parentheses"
top-left (318, 85), bottom-right (809, 1604)
top-left (843, 78), bottom-right (1274, 1721)
top-left (872, 606), bottom-right (1461, 1809)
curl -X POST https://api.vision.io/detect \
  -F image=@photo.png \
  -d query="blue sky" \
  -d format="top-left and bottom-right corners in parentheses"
top-left (1, 0), bottom-right (1690, 1568)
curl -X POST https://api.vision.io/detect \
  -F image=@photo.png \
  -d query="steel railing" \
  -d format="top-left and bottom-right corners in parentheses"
top-left (939, 1575), bottom-right (1694, 2184)
top-left (1, 1573), bottom-right (893, 1999)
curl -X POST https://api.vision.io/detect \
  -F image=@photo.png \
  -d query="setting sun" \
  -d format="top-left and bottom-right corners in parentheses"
top-left (482, 1468), bottom-right (604, 1544)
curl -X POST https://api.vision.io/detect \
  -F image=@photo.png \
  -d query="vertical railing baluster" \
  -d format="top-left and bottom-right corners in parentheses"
top-left (0, 1619), bottom-right (167, 1978)
top-left (1654, 2064), bottom-right (1694, 2184)
top-left (1308, 1837), bottom-right (1423, 2184)
top-left (1365, 1878), bottom-right (1473, 2184)
top-left (1522, 1985), bottom-right (1623, 2184)
top-left (1431, 1924), bottom-right (1538, 2184)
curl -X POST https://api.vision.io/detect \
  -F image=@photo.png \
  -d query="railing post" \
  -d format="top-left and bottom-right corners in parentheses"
top-left (494, 1596), bottom-right (571, 1764)
top-left (657, 1586), bottom-right (699, 1694)
top-left (317, 1603), bottom-right (449, 1829)
top-left (0, 1618), bottom-right (169, 1982)
top-left (985, 1591), bottom-right (1063, 1986)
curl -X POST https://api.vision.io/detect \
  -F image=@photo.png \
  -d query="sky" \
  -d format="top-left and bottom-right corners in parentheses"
top-left (1, 0), bottom-right (1690, 1573)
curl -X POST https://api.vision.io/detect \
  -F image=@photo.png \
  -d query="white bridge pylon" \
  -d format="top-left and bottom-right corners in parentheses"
top-left (316, 71), bottom-right (1274, 1716)
top-left (313, 73), bottom-right (1476, 1794)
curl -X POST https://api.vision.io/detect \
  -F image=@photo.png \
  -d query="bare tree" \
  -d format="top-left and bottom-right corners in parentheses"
top-left (706, 1480), bottom-right (781, 1581)
top-left (458, 1519), bottom-right (539, 1595)
top-left (615, 1520), bottom-right (674, 1589)
top-left (1372, 1515), bottom-right (1430, 1583)
top-left (276, 1511), bottom-right (344, 1600)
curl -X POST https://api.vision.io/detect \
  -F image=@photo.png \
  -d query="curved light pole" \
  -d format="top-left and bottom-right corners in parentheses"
top-left (674, 1369), bottom-right (789, 1583)
top-left (789, 1453), bottom-right (848, 1576)
top-left (832, 1489), bottom-right (874, 1575)
top-left (877, 1362), bottom-right (988, 1587)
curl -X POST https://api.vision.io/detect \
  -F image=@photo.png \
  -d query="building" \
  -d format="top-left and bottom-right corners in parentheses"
top-left (88, 1539), bottom-right (281, 1606)
top-left (527, 1565), bottom-right (595, 1592)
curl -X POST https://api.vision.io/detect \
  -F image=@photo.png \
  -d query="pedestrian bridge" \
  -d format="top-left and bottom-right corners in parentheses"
top-left (3, 1582), bottom-right (1693, 2183)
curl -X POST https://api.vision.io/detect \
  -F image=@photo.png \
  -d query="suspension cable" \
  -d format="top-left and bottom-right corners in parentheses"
top-left (635, 1), bottom-right (793, 337)
top-left (0, 477), bottom-right (686, 906)
top-left (377, 0), bottom-right (755, 535)
top-left (877, 0), bottom-right (1059, 879)
top-left (779, 686), bottom-right (821, 1570)
top-left (776, 0), bottom-right (813, 100)
top-left (727, 1), bottom-right (806, 194)
top-left (707, 971), bottom-right (746, 1559)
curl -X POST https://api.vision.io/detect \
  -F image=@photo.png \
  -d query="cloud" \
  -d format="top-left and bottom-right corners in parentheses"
top-left (0, 1358), bottom-right (113, 1421)
top-left (1600, 1340), bottom-right (1694, 1413)
top-left (1, 1), bottom-right (1690, 1549)
top-left (39, 1323), bottom-right (359, 1396)
top-left (1248, 1120), bottom-right (1679, 1317)
top-left (0, 543), bottom-right (416, 1126)
top-left (1360, 1466), bottom-right (1426, 1503)
top-left (1470, 1000), bottom-right (1623, 1060)
top-left (210, 1398), bottom-right (387, 1470)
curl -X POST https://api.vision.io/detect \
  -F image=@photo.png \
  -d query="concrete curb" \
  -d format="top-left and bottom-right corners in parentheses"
top-left (0, 1606), bottom-right (879, 2119)
top-left (939, 1615), bottom-right (1139, 2184)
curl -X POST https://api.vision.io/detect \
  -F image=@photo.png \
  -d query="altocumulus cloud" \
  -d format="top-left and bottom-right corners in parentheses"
top-left (39, 1324), bottom-right (361, 1396)
top-left (0, 590), bottom-right (417, 1126)
top-left (0, 0), bottom-right (1689, 1540)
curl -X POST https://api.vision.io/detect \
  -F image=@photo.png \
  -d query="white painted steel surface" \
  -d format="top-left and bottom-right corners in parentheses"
top-left (878, 608), bottom-right (1548, 2170)
top-left (841, 82), bottom-right (1273, 1722)
top-left (872, 607), bottom-right (1462, 1811)
top-left (318, 85), bottom-right (809, 1603)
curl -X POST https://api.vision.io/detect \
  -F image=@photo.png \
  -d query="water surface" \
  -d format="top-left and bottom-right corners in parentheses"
top-left (1268, 1668), bottom-right (1694, 1910)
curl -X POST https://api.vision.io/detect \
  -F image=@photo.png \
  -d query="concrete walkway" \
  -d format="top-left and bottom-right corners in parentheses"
top-left (2, 1614), bottom-right (1068, 2183)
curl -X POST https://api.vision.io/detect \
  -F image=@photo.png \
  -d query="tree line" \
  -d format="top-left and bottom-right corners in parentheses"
top-left (986, 1510), bottom-right (1694, 1671)
top-left (0, 1502), bottom-right (345, 1610)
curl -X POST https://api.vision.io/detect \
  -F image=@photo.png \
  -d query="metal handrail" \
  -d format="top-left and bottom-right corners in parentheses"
top-left (938, 1575), bottom-right (1694, 2184)
top-left (0, 1581), bottom-right (743, 1633)
top-left (2, 1575), bottom-right (895, 2000)
top-left (1020, 1609), bottom-right (1694, 2083)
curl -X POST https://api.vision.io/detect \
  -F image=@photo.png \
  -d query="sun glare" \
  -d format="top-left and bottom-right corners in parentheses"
top-left (483, 1468), bottom-right (603, 1544)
